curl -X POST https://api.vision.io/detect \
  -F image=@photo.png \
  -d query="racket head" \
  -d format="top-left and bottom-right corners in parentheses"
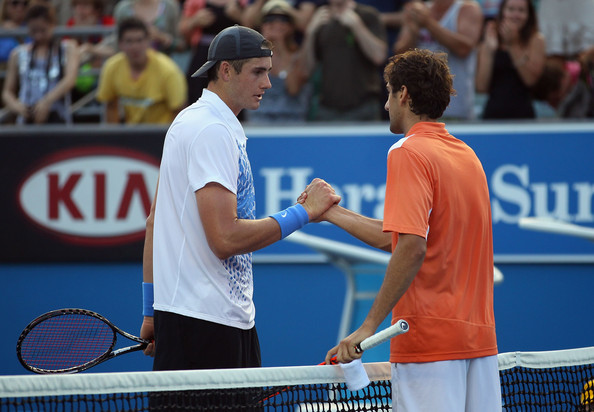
top-left (16, 308), bottom-right (117, 374)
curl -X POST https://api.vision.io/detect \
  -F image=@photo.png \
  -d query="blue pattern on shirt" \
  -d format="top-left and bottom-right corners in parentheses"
top-left (223, 140), bottom-right (255, 304)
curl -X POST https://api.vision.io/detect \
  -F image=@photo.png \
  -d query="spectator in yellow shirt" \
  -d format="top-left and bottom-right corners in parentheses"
top-left (96, 16), bottom-right (187, 124)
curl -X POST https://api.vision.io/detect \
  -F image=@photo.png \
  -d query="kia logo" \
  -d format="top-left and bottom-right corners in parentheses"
top-left (18, 147), bottom-right (159, 245)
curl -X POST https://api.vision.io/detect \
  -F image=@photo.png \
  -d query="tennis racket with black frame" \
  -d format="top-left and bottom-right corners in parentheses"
top-left (17, 308), bottom-right (149, 374)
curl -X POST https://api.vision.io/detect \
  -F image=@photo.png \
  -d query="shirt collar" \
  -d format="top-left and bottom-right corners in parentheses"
top-left (406, 121), bottom-right (447, 138)
top-left (200, 89), bottom-right (245, 140)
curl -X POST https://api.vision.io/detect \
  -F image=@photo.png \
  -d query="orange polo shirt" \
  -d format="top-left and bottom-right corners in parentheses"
top-left (384, 122), bottom-right (497, 363)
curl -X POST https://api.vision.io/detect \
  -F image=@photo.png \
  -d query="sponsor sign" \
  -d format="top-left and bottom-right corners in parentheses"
top-left (1, 129), bottom-right (164, 261)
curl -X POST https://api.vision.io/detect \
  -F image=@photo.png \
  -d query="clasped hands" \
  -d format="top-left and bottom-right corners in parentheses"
top-left (297, 178), bottom-right (341, 222)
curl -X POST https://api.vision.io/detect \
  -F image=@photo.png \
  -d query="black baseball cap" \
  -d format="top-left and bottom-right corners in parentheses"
top-left (191, 25), bottom-right (273, 78)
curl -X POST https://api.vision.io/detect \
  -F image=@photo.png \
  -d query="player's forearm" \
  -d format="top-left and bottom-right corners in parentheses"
top-left (142, 181), bottom-right (158, 284)
top-left (209, 217), bottom-right (284, 259)
top-left (362, 234), bottom-right (425, 330)
top-left (324, 205), bottom-right (391, 252)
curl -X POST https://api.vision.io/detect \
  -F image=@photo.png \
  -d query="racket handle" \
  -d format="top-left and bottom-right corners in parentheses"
top-left (355, 319), bottom-right (409, 353)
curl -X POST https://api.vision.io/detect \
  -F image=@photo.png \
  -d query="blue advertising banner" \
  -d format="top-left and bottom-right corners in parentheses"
top-left (245, 122), bottom-right (594, 261)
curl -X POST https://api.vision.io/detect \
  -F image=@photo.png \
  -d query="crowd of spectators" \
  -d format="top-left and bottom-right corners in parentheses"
top-left (0, 0), bottom-right (593, 125)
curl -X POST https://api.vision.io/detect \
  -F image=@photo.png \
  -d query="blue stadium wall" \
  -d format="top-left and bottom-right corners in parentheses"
top-left (1, 122), bottom-right (593, 375)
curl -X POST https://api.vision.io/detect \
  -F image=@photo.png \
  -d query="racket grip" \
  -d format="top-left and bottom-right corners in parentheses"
top-left (355, 319), bottom-right (409, 353)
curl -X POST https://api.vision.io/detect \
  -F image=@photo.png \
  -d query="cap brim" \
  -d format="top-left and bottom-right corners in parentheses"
top-left (191, 60), bottom-right (217, 78)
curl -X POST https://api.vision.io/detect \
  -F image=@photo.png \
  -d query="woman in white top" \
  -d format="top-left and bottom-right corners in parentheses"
top-left (2, 3), bottom-right (79, 124)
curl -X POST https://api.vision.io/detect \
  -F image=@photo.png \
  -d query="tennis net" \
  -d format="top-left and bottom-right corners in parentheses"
top-left (2, 346), bottom-right (594, 411)
top-left (0, 362), bottom-right (392, 411)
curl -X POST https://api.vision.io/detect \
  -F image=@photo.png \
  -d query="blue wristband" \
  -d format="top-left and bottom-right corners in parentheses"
top-left (270, 204), bottom-right (309, 239)
top-left (142, 282), bottom-right (154, 317)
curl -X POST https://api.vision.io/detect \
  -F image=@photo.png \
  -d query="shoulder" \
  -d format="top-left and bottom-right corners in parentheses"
top-left (103, 52), bottom-right (126, 69)
top-left (389, 135), bottom-right (411, 151)
top-left (173, 115), bottom-right (234, 149)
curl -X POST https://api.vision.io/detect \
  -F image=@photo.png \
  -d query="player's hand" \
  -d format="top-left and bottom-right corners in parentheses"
top-left (140, 316), bottom-right (156, 357)
top-left (325, 325), bottom-right (374, 364)
top-left (299, 178), bottom-right (340, 221)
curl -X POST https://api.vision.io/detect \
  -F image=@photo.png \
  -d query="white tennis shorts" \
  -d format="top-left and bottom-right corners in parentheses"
top-left (391, 355), bottom-right (502, 412)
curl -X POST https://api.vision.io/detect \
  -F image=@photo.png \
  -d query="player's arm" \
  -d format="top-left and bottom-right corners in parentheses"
top-left (326, 233), bottom-right (426, 363)
top-left (322, 205), bottom-right (392, 252)
top-left (140, 179), bottom-right (158, 356)
top-left (197, 179), bottom-right (340, 260)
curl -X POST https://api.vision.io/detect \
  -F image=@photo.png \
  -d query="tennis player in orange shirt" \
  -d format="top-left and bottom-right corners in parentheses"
top-left (304, 49), bottom-right (501, 411)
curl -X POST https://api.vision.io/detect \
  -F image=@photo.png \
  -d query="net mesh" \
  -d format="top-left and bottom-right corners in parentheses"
top-left (2, 347), bottom-right (594, 411)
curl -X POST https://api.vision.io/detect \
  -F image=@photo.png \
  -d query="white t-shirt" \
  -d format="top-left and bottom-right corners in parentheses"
top-left (153, 89), bottom-right (256, 330)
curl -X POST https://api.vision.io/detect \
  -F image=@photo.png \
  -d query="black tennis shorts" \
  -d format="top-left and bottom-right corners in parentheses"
top-left (152, 310), bottom-right (261, 371)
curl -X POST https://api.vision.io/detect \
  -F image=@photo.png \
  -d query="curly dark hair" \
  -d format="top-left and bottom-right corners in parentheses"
top-left (383, 49), bottom-right (455, 119)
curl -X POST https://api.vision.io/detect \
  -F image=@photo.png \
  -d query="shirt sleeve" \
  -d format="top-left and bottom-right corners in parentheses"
top-left (383, 146), bottom-right (433, 238)
top-left (187, 123), bottom-right (239, 195)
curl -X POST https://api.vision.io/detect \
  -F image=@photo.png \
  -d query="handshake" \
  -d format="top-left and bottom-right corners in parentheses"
top-left (296, 178), bottom-right (342, 223)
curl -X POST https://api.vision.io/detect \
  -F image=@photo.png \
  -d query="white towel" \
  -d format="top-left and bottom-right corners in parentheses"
top-left (340, 358), bottom-right (370, 391)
